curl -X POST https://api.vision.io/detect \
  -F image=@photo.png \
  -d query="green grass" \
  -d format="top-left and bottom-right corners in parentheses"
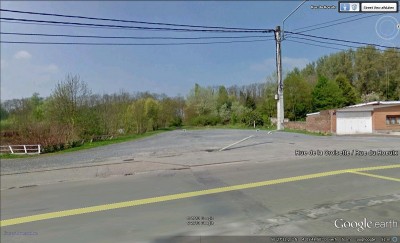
top-left (55, 129), bottom-right (173, 154)
top-left (0, 128), bottom-right (174, 159)
top-left (0, 153), bottom-right (40, 159)
top-left (183, 125), bottom-right (328, 136)
top-left (282, 128), bottom-right (331, 136)
top-left (182, 124), bottom-right (276, 131)
top-left (184, 125), bottom-right (335, 137)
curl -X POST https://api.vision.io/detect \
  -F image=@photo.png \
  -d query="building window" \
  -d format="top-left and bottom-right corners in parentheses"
top-left (386, 115), bottom-right (400, 125)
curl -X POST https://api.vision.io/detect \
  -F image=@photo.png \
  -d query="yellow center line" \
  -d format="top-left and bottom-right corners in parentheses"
top-left (348, 171), bottom-right (400, 182)
top-left (1, 164), bottom-right (399, 227)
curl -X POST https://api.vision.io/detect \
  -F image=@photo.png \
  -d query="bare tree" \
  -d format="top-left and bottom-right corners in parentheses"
top-left (47, 74), bottom-right (91, 139)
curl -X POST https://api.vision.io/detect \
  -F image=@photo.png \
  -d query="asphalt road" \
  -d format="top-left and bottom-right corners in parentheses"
top-left (1, 130), bottom-right (399, 243)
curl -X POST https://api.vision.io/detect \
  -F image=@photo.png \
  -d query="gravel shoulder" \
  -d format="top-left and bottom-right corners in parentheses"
top-left (1, 129), bottom-right (399, 189)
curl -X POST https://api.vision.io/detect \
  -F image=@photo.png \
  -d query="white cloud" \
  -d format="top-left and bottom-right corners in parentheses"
top-left (13, 50), bottom-right (32, 60)
top-left (250, 57), bottom-right (310, 73)
top-left (1, 58), bottom-right (61, 100)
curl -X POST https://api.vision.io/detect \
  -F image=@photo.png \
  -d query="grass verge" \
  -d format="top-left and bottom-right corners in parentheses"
top-left (0, 128), bottom-right (174, 159)
top-left (0, 153), bottom-right (40, 159)
top-left (182, 124), bottom-right (276, 131)
top-left (282, 128), bottom-right (331, 136)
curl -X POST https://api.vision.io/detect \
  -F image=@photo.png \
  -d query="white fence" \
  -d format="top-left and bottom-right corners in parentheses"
top-left (0, 145), bottom-right (42, 155)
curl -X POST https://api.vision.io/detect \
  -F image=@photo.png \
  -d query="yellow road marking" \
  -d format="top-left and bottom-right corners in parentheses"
top-left (1, 164), bottom-right (400, 227)
top-left (348, 171), bottom-right (400, 182)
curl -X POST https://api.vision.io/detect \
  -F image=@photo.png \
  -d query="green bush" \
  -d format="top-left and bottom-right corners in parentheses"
top-left (241, 110), bottom-right (264, 127)
top-left (230, 113), bottom-right (239, 125)
top-left (190, 115), bottom-right (221, 126)
top-left (262, 115), bottom-right (271, 127)
top-left (170, 117), bottom-right (183, 127)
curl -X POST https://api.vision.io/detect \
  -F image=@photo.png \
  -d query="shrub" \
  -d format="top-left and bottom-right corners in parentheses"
top-left (190, 115), bottom-right (221, 126)
top-left (241, 110), bottom-right (264, 127)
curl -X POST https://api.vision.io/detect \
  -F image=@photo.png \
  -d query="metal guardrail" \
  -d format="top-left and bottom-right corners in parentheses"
top-left (0, 145), bottom-right (41, 155)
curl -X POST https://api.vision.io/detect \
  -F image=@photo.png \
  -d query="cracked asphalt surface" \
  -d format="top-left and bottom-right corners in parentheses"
top-left (1, 129), bottom-right (399, 243)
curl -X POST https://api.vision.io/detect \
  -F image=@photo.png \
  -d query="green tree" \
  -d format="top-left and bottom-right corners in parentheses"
top-left (0, 104), bottom-right (8, 120)
top-left (312, 76), bottom-right (345, 111)
top-left (145, 97), bottom-right (160, 131)
top-left (361, 92), bottom-right (381, 102)
top-left (244, 93), bottom-right (256, 110)
top-left (335, 74), bottom-right (359, 106)
top-left (284, 69), bottom-right (313, 120)
top-left (354, 46), bottom-right (381, 95)
top-left (315, 50), bottom-right (354, 82)
top-left (301, 62), bottom-right (318, 87)
top-left (230, 101), bottom-right (250, 125)
top-left (130, 99), bottom-right (147, 134)
top-left (241, 110), bottom-right (263, 127)
top-left (218, 103), bottom-right (231, 124)
top-left (186, 84), bottom-right (218, 125)
top-left (156, 96), bottom-right (184, 127)
top-left (257, 82), bottom-right (276, 120)
top-left (76, 106), bottom-right (102, 138)
top-left (380, 48), bottom-right (400, 100)
top-left (217, 85), bottom-right (230, 109)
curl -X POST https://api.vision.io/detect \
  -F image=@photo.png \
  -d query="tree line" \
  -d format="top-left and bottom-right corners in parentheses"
top-left (1, 74), bottom-right (185, 151)
top-left (284, 46), bottom-right (399, 120)
top-left (1, 46), bottom-right (399, 151)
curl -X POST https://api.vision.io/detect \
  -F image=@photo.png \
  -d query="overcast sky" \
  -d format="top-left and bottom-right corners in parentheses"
top-left (1, 1), bottom-right (399, 100)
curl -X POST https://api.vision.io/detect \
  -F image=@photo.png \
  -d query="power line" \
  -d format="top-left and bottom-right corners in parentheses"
top-left (289, 13), bottom-right (383, 34)
top-left (0, 17), bottom-right (273, 33)
top-left (286, 31), bottom-right (400, 49)
top-left (293, 14), bottom-right (384, 34)
top-left (1, 20), bottom-right (269, 33)
top-left (0, 31), bottom-right (273, 40)
top-left (0, 8), bottom-right (267, 31)
top-left (0, 20), bottom-right (168, 30)
top-left (286, 39), bottom-right (346, 51)
top-left (292, 14), bottom-right (363, 31)
top-left (286, 38), bottom-right (399, 54)
top-left (0, 39), bottom-right (275, 45)
top-left (288, 36), bottom-right (362, 49)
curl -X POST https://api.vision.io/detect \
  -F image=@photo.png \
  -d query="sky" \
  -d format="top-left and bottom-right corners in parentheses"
top-left (0, 1), bottom-right (399, 101)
